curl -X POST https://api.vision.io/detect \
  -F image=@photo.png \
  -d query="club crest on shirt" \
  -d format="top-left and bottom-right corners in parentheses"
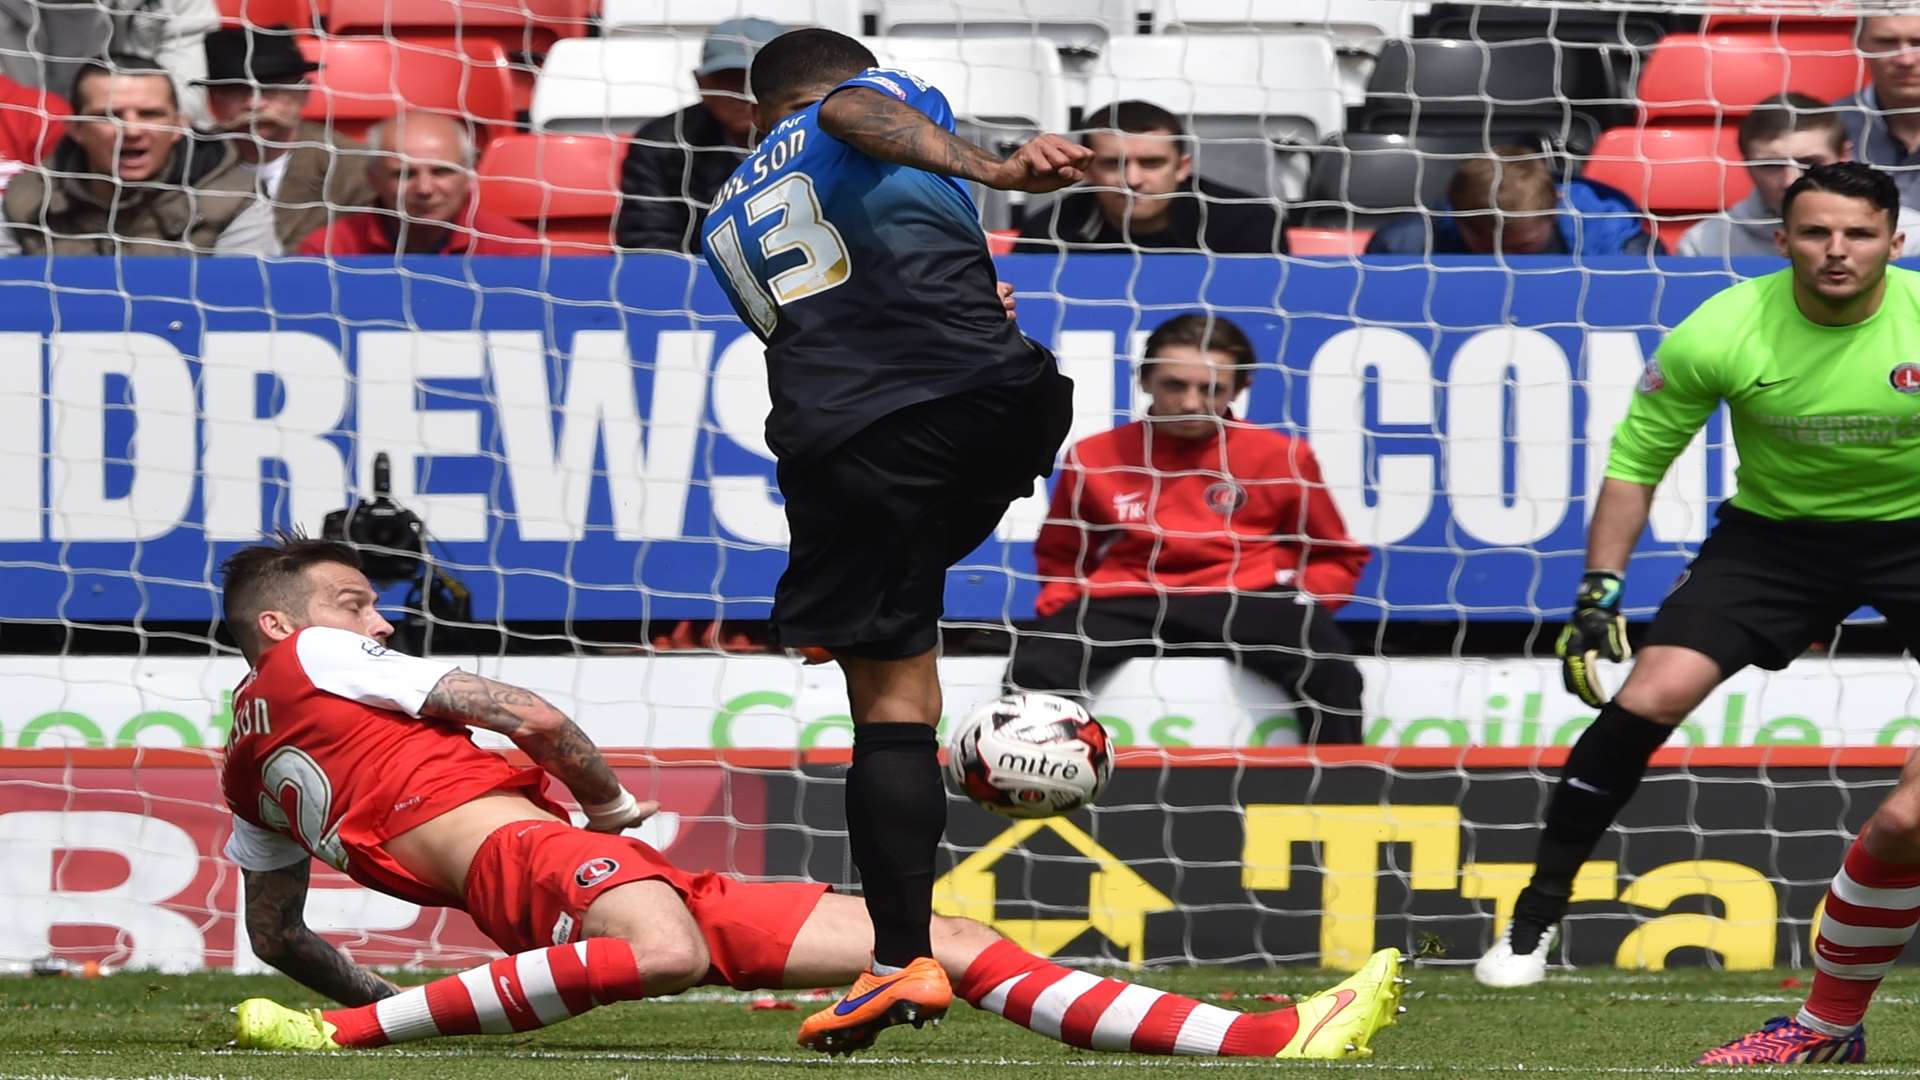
top-left (574, 857), bottom-right (620, 889)
top-left (1891, 363), bottom-right (1920, 394)
top-left (1637, 359), bottom-right (1664, 394)
top-left (1203, 480), bottom-right (1247, 515)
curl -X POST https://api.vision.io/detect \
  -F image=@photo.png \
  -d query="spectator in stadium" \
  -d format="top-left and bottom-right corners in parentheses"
top-left (1683, 93), bottom-right (1920, 258)
top-left (1014, 100), bottom-right (1288, 254)
top-left (1840, 15), bottom-right (1920, 209)
top-left (1366, 145), bottom-right (1659, 256)
top-left (0, 0), bottom-right (219, 125)
top-left (296, 111), bottom-right (548, 257)
top-left (0, 69), bottom-right (66, 195)
top-left (616, 17), bottom-right (783, 254)
top-left (200, 27), bottom-right (376, 253)
top-left (0, 54), bottom-right (277, 256)
top-left (1006, 314), bottom-right (1368, 745)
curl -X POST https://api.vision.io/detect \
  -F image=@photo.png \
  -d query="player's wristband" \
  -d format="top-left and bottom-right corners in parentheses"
top-left (1574, 570), bottom-right (1624, 612)
top-left (582, 788), bottom-right (638, 831)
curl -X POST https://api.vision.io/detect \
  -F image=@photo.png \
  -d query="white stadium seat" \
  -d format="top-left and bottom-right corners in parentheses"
top-left (1151, 0), bottom-right (1418, 40)
top-left (874, 0), bottom-right (1137, 53)
top-left (599, 0), bottom-right (862, 36)
top-left (1082, 34), bottom-right (1345, 200)
top-left (531, 36), bottom-right (701, 134)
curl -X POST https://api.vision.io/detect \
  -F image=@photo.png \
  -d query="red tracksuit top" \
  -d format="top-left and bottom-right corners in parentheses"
top-left (1033, 419), bottom-right (1370, 617)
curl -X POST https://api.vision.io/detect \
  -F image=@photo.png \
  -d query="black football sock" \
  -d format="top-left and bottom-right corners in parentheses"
top-left (1510, 701), bottom-right (1674, 951)
top-left (847, 722), bottom-right (946, 969)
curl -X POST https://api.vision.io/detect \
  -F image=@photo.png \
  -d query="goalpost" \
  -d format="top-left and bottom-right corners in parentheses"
top-left (0, 0), bottom-right (1912, 977)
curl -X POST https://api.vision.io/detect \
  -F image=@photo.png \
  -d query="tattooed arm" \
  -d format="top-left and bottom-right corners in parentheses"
top-left (242, 862), bottom-right (399, 1006)
top-left (817, 86), bottom-right (1091, 193)
top-left (418, 670), bottom-right (656, 831)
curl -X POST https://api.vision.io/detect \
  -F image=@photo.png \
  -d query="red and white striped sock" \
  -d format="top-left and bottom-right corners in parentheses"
top-left (956, 939), bottom-right (1299, 1056)
top-left (323, 938), bottom-right (646, 1047)
top-left (1800, 833), bottom-right (1920, 1035)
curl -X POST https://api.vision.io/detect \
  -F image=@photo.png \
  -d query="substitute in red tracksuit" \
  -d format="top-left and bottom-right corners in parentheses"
top-left (1007, 314), bottom-right (1371, 744)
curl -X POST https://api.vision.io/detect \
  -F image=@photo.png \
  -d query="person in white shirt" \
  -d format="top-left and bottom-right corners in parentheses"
top-left (1678, 92), bottom-right (1920, 258)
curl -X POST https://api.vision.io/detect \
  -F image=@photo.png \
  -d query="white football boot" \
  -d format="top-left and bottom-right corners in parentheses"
top-left (1473, 921), bottom-right (1557, 988)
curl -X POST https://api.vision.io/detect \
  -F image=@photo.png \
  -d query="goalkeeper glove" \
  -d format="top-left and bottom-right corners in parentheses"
top-left (1556, 571), bottom-right (1630, 708)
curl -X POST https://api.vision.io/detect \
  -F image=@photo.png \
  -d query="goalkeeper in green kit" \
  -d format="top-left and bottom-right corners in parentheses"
top-left (1478, 163), bottom-right (1920, 1024)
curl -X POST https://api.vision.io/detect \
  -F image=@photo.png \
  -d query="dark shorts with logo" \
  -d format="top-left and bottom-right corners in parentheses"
top-left (773, 363), bottom-right (1074, 660)
top-left (1645, 504), bottom-right (1920, 673)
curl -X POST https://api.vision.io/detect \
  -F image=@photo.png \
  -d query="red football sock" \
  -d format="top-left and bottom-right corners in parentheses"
top-left (956, 938), bottom-right (1299, 1056)
top-left (323, 937), bottom-right (646, 1048)
top-left (1800, 833), bottom-right (1920, 1034)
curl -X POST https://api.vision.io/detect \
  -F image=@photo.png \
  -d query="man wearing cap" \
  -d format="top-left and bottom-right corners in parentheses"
top-left (201, 26), bottom-right (376, 252)
top-left (615, 16), bottom-right (781, 254)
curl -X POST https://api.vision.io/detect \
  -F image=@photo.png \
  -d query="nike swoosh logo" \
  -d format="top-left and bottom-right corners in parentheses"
top-left (1754, 378), bottom-right (1792, 390)
top-left (1302, 988), bottom-right (1358, 1048)
top-left (1567, 778), bottom-right (1610, 795)
top-left (833, 977), bottom-right (904, 1016)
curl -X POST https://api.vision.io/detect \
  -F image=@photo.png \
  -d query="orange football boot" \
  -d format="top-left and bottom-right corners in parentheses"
top-left (797, 956), bottom-right (952, 1055)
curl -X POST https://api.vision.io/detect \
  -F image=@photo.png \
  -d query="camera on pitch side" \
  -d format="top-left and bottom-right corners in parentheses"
top-left (321, 452), bottom-right (426, 585)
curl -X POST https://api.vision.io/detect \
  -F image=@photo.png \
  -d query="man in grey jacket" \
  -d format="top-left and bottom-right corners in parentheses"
top-left (1678, 92), bottom-right (1920, 258)
top-left (0, 55), bottom-right (277, 255)
top-left (200, 26), bottom-right (375, 252)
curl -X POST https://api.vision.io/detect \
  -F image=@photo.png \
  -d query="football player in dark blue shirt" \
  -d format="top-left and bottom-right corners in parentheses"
top-left (702, 28), bottom-right (1091, 1053)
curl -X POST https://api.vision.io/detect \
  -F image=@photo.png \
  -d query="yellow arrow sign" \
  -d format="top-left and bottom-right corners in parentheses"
top-left (934, 818), bottom-right (1175, 966)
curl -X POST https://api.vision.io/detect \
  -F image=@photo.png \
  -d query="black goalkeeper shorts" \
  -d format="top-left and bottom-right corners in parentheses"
top-left (1645, 504), bottom-right (1920, 673)
top-left (772, 364), bottom-right (1074, 661)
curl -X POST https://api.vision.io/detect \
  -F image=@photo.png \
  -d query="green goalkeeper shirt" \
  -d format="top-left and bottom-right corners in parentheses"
top-left (1606, 265), bottom-right (1920, 521)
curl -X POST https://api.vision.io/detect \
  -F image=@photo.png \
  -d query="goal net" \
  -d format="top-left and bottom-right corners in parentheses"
top-left (0, 0), bottom-right (1910, 978)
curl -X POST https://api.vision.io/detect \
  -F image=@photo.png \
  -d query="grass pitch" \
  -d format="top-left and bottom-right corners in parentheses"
top-left (3, 966), bottom-right (1917, 1079)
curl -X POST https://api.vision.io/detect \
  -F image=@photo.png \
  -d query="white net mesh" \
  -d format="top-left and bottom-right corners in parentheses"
top-left (0, 0), bottom-right (1913, 978)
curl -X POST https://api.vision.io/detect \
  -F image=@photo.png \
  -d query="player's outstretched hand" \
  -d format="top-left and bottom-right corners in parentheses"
top-left (582, 788), bottom-right (661, 834)
top-left (990, 134), bottom-right (1094, 194)
top-left (997, 280), bottom-right (1017, 320)
top-left (1555, 571), bottom-right (1630, 707)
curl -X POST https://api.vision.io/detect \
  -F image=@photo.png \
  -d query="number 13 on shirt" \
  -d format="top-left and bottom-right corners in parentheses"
top-left (708, 172), bottom-right (852, 337)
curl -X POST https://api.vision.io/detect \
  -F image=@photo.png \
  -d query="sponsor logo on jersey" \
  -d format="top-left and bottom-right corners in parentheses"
top-left (1113, 490), bottom-right (1146, 521)
top-left (1891, 362), bottom-right (1920, 394)
top-left (1203, 480), bottom-right (1247, 515)
top-left (1638, 359), bottom-right (1664, 394)
top-left (861, 74), bottom-right (907, 100)
top-left (574, 857), bottom-right (620, 889)
top-left (550, 912), bottom-right (576, 945)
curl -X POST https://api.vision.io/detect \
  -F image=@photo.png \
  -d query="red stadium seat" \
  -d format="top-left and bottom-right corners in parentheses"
top-left (216, 0), bottom-right (322, 30)
top-left (327, 0), bottom-right (590, 111)
top-left (1585, 124), bottom-right (1750, 252)
top-left (476, 133), bottom-right (622, 250)
top-left (298, 36), bottom-right (517, 144)
top-left (1701, 12), bottom-right (1856, 32)
top-left (327, 0), bottom-right (589, 52)
top-left (1639, 30), bottom-right (1866, 119)
top-left (1286, 227), bottom-right (1374, 255)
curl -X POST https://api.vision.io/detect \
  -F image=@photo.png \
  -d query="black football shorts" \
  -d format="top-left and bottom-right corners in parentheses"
top-left (1645, 504), bottom-right (1920, 673)
top-left (772, 363), bottom-right (1074, 660)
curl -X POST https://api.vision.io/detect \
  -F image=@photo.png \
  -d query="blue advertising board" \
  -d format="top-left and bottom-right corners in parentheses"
top-left (0, 255), bottom-right (1761, 624)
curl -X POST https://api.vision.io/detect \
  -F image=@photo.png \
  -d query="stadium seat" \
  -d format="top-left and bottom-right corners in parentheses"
top-left (1286, 225), bottom-right (1373, 254)
top-left (1701, 12), bottom-right (1857, 33)
top-left (1421, 3), bottom-right (1669, 46)
top-left (298, 36), bottom-right (517, 144)
top-left (1582, 123), bottom-right (1749, 253)
top-left (1359, 37), bottom-right (1618, 153)
top-left (873, 0), bottom-right (1136, 55)
top-left (1081, 34), bottom-right (1345, 201)
top-left (1637, 30), bottom-right (1866, 120)
top-left (865, 37), bottom-right (1068, 229)
top-left (216, 0), bottom-right (320, 30)
top-left (327, 0), bottom-right (591, 114)
top-left (1151, 0), bottom-right (1416, 41)
top-left (599, 0), bottom-right (861, 36)
top-left (530, 36), bottom-right (701, 134)
top-left (1297, 131), bottom-right (1492, 228)
top-left (476, 133), bottom-right (623, 250)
